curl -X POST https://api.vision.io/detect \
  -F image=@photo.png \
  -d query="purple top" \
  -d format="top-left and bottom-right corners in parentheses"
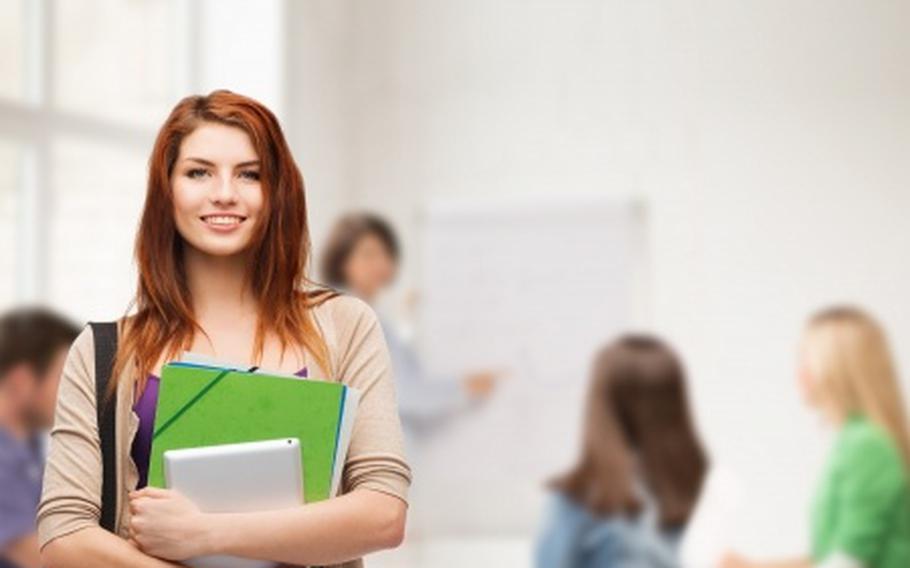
top-left (131, 366), bottom-right (308, 488)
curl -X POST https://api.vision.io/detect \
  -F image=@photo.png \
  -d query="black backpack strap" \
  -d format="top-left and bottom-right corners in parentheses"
top-left (89, 321), bottom-right (119, 533)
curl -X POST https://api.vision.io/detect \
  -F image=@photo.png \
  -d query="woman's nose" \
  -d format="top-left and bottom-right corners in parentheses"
top-left (211, 172), bottom-right (238, 204)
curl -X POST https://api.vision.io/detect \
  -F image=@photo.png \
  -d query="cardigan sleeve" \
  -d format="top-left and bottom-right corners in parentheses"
top-left (36, 324), bottom-right (105, 549)
top-left (328, 296), bottom-right (412, 503)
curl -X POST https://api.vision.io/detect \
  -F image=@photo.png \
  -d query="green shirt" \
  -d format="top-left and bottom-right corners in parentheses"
top-left (811, 415), bottom-right (910, 568)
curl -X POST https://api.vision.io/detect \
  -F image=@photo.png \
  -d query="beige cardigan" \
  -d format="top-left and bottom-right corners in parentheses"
top-left (37, 294), bottom-right (411, 568)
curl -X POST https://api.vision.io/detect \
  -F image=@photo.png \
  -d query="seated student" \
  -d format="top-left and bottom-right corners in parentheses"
top-left (536, 335), bottom-right (708, 568)
top-left (0, 307), bottom-right (79, 568)
top-left (723, 306), bottom-right (910, 568)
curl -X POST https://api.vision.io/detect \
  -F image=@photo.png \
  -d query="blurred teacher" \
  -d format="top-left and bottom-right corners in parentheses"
top-left (321, 212), bottom-right (499, 434)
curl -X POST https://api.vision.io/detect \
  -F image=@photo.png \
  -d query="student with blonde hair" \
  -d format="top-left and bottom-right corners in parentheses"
top-left (723, 306), bottom-right (910, 568)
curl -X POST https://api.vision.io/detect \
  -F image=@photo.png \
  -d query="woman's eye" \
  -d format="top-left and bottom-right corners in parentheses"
top-left (239, 170), bottom-right (261, 181)
top-left (186, 168), bottom-right (209, 179)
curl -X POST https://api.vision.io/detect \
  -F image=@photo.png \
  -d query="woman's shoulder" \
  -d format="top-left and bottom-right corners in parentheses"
top-left (51, 323), bottom-right (99, 400)
top-left (835, 416), bottom-right (906, 479)
top-left (67, 323), bottom-right (96, 368)
top-left (308, 290), bottom-right (379, 333)
top-left (68, 317), bottom-right (134, 372)
top-left (547, 490), bottom-right (589, 516)
top-left (541, 490), bottom-right (669, 564)
top-left (544, 490), bottom-right (631, 529)
top-left (541, 490), bottom-right (599, 535)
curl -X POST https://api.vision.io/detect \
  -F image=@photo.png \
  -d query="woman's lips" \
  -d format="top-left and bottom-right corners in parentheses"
top-left (199, 214), bottom-right (247, 232)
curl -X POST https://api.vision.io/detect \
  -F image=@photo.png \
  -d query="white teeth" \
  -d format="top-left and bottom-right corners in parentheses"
top-left (203, 215), bottom-right (243, 226)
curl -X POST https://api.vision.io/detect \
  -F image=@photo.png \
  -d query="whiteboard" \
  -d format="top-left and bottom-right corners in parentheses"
top-left (411, 194), bottom-right (648, 535)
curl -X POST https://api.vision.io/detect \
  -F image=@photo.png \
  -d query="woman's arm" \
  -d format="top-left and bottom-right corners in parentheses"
top-left (3, 534), bottom-right (41, 568)
top-left (41, 527), bottom-right (185, 568)
top-left (37, 327), bottom-right (180, 568)
top-left (720, 554), bottom-right (811, 568)
top-left (130, 486), bottom-right (404, 565)
top-left (721, 553), bottom-right (866, 568)
top-left (132, 298), bottom-right (412, 565)
top-left (209, 489), bottom-right (406, 564)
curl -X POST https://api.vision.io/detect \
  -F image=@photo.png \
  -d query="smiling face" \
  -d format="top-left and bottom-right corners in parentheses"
top-left (171, 122), bottom-right (264, 258)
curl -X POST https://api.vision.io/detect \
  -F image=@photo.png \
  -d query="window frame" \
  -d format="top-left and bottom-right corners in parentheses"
top-left (0, 0), bottom-right (197, 306)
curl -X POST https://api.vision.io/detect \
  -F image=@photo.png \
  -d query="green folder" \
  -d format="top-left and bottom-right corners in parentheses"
top-left (148, 362), bottom-right (355, 503)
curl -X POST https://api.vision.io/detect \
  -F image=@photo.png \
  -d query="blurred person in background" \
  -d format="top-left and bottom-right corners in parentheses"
top-left (536, 335), bottom-right (708, 568)
top-left (321, 212), bottom-right (502, 434)
top-left (0, 307), bottom-right (80, 568)
top-left (722, 306), bottom-right (910, 568)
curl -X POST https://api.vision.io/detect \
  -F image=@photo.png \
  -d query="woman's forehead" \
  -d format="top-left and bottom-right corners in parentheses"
top-left (178, 122), bottom-right (259, 164)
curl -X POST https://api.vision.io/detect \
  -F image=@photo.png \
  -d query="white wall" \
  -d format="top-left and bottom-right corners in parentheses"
top-left (284, 0), bottom-right (357, 252)
top-left (199, 0), bottom-right (285, 118)
top-left (288, 0), bottom-right (910, 557)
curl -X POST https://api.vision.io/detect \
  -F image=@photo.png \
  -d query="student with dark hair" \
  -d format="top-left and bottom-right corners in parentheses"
top-left (320, 213), bottom-right (401, 295)
top-left (321, 212), bottom-right (501, 431)
top-left (0, 307), bottom-right (80, 568)
top-left (536, 335), bottom-right (708, 568)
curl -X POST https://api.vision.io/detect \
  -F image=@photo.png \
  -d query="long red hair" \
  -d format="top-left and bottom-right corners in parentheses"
top-left (110, 90), bottom-right (335, 395)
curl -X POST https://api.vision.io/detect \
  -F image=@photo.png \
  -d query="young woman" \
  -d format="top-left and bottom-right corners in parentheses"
top-left (535, 335), bottom-right (708, 568)
top-left (723, 307), bottom-right (910, 568)
top-left (36, 90), bottom-right (411, 568)
top-left (320, 213), bottom-right (499, 431)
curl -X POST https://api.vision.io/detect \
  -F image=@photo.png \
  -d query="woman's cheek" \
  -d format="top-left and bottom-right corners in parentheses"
top-left (797, 366), bottom-right (818, 406)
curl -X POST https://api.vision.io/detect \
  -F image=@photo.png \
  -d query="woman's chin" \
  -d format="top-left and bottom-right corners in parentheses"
top-left (186, 235), bottom-right (253, 259)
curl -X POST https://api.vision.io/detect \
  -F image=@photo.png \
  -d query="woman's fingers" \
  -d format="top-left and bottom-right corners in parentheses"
top-left (130, 486), bottom-right (172, 499)
top-left (130, 495), bottom-right (155, 515)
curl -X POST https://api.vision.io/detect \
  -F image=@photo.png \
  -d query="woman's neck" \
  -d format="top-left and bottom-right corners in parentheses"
top-left (818, 402), bottom-right (852, 428)
top-left (184, 246), bottom-right (257, 324)
top-left (348, 284), bottom-right (377, 305)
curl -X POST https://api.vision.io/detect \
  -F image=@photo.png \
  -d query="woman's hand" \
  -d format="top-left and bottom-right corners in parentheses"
top-left (129, 487), bottom-right (210, 561)
top-left (720, 551), bottom-right (756, 568)
top-left (719, 553), bottom-right (812, 568)
top-left (462, 370), bottom-right (507, 400)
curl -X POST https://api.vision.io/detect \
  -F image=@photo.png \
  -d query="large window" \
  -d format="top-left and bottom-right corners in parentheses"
top-left (0, 0), bottom-right (285, 321)
top-left (0, 0), bottom-right (192, 319)
top-left (0, 140), bottom-right (24, 305)
top-left (0, 0), bottom-right (27, 103)
top-left (53, 0), bottom-right (191, 129)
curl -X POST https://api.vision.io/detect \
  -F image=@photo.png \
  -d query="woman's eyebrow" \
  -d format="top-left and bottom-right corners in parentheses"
top-left (182, 157), bottom-right (260, 168)
top-left (184, 157), bottom-right (216, 166)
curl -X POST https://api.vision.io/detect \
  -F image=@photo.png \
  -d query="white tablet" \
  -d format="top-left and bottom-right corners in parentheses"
top-left (163, 438), bottom-right (304, 568)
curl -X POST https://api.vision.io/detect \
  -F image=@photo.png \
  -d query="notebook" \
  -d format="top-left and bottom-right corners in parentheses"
top-left (148, 359), bottom-right (359, 503)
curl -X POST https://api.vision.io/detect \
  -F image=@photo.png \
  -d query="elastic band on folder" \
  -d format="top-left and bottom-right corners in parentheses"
top-left (153, 369), bottom-right (232, 440)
